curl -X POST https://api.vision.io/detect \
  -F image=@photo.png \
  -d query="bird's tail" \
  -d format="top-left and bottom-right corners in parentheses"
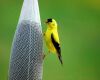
top-left (58, 54), bottom-right (63, 65)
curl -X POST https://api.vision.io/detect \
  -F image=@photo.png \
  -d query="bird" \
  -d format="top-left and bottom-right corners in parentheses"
top-left (44, 18), bottom-right (63, 65)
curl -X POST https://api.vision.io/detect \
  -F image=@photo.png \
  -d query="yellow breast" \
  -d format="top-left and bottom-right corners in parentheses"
top-left (44, 29), bottom-right (56, 53)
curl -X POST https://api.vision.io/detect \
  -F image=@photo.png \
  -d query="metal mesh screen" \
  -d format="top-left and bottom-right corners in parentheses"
top-left (9, 20), bottom-right (43, 80)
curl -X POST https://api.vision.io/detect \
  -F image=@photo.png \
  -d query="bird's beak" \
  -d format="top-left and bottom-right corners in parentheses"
top-left (45, 19), bottom-right (49, 24)
top-left (45, 21), bottom-right (48, 24)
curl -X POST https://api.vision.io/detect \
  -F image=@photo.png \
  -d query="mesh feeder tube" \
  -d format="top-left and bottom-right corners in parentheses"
top-left (9, 0), bottom-right (43, 80)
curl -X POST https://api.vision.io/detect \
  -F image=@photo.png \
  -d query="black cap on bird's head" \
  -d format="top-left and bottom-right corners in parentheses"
top-left (46, 18), bottom-right (52, 23)
top-left (45, 18), bottom-right (57, 28)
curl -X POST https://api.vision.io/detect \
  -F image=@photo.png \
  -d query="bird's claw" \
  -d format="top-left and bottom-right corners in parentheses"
top-left (43, 54), bottom-right (46, 60)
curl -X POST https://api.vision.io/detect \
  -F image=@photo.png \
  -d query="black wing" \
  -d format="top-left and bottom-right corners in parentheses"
top-left (51, 33), bottom-right (63, 65)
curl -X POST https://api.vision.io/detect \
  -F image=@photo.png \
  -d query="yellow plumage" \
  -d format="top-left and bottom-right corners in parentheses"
top-left (44, 18), bottom-right (63, 65)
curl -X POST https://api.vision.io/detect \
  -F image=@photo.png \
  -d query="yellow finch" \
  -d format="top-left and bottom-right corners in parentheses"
top-left (44, 18), bottom-right (63, 65)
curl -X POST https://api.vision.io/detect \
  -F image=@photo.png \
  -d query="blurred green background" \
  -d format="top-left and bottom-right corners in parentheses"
top-left (0, 0), bottom-right (100, 80)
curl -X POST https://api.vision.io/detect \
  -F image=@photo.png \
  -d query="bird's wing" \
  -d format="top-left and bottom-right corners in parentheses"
top-left (51, 33), bottom-right (63, 65)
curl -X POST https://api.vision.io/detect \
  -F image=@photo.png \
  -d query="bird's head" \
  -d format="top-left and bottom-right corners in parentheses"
top-left (45, 18), bottom-right (57, 29)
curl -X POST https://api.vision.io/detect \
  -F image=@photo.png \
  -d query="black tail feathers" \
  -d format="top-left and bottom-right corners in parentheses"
top-left (58, 55), bottom-right (63, 65)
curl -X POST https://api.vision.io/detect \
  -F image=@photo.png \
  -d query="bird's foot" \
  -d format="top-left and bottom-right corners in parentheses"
top-left (43, 33), bottom-right (45, 36)
top-left (42, 51), bottom-right (50, 60)
top-left (43, 54), bottom-right (46, 60)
